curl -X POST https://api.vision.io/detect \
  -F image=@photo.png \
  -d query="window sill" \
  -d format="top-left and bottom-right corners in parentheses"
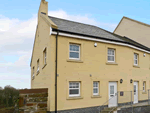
top-left (32, 76), bottom-right (35, 80)
top-left (67, 96), bottom-right (83, 100)
top-left (142, 91), bottom-right (147, 94)
top-left (67, 59), bottom-right (83, 63)
top-left (133, 65), bottom-right (140, 68)
top-left (42, 63), bottom-right (47, 69)
top-left (106, 62), bottom-right (118, 65)
top-left (36, 71), bottom-right (40, 75)
top-left (91, 95), bottom-right (102, 98)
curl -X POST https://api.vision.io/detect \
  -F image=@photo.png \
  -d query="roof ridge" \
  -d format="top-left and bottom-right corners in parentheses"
top-left (48, 15), bottom-right (104, 29)
top-left (123, 16), bottom-right (150, 27)
top-left (48, 15), bottom-right (119, 38)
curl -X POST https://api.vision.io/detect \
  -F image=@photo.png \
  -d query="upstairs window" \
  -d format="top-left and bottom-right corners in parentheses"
top-left (69, 82), bottom-right (80, 97)
top-left (108, 48), bottom-right (115, 62)
top-left (69, 44), bottom-right (80, 60)
top-left (37, 59), bottom-right (39, 73)
top-left (143, 81), bottom-right (146, 92)
top-left (93, 82), bottom-right (99, 95)
top-left (43, 48), bottom-right (47, 65)
top-left (32, 67), bottom-right (35, 80)
top-left (134, 53), bottom-right (138, 65)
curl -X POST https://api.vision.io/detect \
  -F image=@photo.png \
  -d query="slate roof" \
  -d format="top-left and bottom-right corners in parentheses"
top-left (48, 16), bottom-right (150, 51)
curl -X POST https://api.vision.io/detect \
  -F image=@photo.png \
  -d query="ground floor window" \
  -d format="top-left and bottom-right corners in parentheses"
top-left (143, 81), bottom-right (146, 92)
top-left (93, 81), bottom-right (99, 95)
top-left (69, 82), bottom-right (80, 97)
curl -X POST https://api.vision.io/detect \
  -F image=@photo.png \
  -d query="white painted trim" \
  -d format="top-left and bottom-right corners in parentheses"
top-left (50, 27), bottom-right (52, 35)
top-left (93, 81), bottom-right (99, 96)
top-left (69, 44), bottom-right (80, 60)
top-left (108, 48), bottom-right (115, 62)
top-left (52, 31), bottom-right (150, 54)
top-left (143, 81), bottom-right (146, 92)
top-left (109, 82), bottom-right (118, 107)
top-left (134, 82), bottom-right (138, 104)
top-left (134, 53), bottom-right (138, 65)
top-left (69, 82), bottom-right (80, 97)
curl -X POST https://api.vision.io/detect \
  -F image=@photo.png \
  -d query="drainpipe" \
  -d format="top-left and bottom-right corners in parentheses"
top-left (55, 31), bottom-right (59, 113)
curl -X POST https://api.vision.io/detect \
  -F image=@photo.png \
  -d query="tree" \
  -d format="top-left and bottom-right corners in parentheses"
top-left (0, 85), bottom-right (19, 109)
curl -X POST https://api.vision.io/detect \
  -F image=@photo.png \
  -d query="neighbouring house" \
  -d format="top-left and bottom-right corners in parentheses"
top-left (114, 16), bottom-right (150, 48)
top-left (30, 0), bottom-right (150, 113)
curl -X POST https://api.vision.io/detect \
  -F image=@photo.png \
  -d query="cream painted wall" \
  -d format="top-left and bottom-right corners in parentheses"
top-left (48, 35), bottom-right (150, 111)
top-left (31, 1), bottom-right (150, 112)
top-left (114, 18), bottom-right (150, 48)
top-left (31, 31), bottom-right (150, 111)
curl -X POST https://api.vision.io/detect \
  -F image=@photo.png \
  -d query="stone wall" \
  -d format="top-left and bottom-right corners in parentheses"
top-left (19, 88), bottom-right (48, 113)
top-left (118, 105), bottom-right (150, 113)
top-left (49, 105), bottom-right (109, 113)
top-left (49, 106), bottom-right (101, 113)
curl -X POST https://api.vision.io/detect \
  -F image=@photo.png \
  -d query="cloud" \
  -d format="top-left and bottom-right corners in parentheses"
top-left (48, 10), bottom-right (117, 31)
top-left (48, 10), bottom-right (98, 26)
top-left (0, 10), bottom-right (117, 89)
top-left (0, 15), bottom-right (36, 88)
top-left (0, 15), bottom-right (37, 46)
top-left (0, 15), bottom-right (20, 32)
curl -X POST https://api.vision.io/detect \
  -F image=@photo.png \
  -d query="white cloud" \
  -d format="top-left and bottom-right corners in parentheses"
top-left (48, 10), bottom-right (117, 31)
top-left (14, 51), bottom-right (31, 66)
top-left (0, 15), bottom-right (20, 32)
top-left (0, 15), bottom-right (37, 46)
top-left (0, 51), bottom-right (31, 73)
top-left (0, 10), bottom-right (117, 89)
top-left (48, 10), bottom-right (98, 26)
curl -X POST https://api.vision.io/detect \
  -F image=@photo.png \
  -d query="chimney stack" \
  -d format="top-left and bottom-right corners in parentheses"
top-left (38, 0), bottom-right (48, 22)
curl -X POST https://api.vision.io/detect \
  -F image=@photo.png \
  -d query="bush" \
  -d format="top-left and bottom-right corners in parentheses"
top-left (0, 85), bottom-right (19, 109)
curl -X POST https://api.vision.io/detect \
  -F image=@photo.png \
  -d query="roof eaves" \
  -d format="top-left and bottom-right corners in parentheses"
top-left (113, 32), bottom-right (150, 51)
top-left (52, 28), bottom-right (126, 43)
top-left (52, 28), bottom-right (150, 52)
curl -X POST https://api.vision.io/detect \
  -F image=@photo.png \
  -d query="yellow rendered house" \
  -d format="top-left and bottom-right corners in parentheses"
top-left (30, 0), bottom-right (150, 113)
top-left (114, 16), bottom-right (150, 48)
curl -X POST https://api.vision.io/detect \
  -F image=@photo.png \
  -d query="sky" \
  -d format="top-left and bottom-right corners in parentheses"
top-left (0, 0), bottom-right (150, 89)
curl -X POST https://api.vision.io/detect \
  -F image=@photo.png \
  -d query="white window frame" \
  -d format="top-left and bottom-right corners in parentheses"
top-left (69, 82), bottom-right (80, 97)
top-left (93, 81), bottom-right (99, 95)
top-left (50, 27), bottom-right (52, 35)
top-left (107, 48), bottom-right (115, 62)
top-left (69, 44), bottom-right (80, 60)
top-left (134, 53), bottom-right (138, 65)
top-left (37, 59), bottom-right (39, 73)
top-left (43, 48), bottom-right (47, 65)
top-left (143, 81), bottom-right (146, 92)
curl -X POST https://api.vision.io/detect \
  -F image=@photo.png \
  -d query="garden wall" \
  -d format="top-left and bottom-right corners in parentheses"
top-left (19, 88), bottom-right (48, 113)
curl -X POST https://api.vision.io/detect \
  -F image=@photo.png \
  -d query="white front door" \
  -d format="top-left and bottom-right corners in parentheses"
top-left (134, 82), bottom-right (138, 104)
top-left (108, 82), bottom-right (117, 107)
